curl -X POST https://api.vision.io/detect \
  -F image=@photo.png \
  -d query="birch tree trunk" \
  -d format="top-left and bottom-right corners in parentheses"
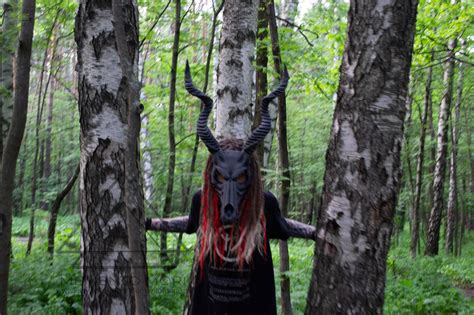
top-left (75, 0), bottom-right (149, 311)
top-left (425, 39), bottom-right (456, 256)
top-left (0, 0), bottom-right (17, 163)
top-left (215, 0), bottom-right (258, 141)
top-left (410, 52), bottom-right (433, 258)
top-left (305, 0), bottom-right (418, 313)
top-left (0, 0), bottom-right (36, 311)
top-left (445, 41), bottom-right (464, 254)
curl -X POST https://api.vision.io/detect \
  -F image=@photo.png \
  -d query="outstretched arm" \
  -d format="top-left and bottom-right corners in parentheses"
top-left (146, 216), bottom-right (315, 240)
top-left (146, 216), bottom-right (189, 233)
top-left (284, 219), bottom-right (316, 241)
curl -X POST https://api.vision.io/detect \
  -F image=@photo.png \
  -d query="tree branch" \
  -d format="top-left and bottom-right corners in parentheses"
top-left (275, 15), bottom-right (317, 47)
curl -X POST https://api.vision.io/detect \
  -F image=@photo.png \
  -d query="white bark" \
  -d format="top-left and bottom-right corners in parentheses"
top-left (1, 0), bottom-right (16, 147)
top-left (215, 0), bottom-right (258, 140)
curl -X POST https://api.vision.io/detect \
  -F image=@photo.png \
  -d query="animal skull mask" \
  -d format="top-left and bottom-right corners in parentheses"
top-left (185, 60), bottom-right (289, 225)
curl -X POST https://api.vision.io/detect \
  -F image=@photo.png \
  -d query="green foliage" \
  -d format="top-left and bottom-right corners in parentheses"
top-left (385, 241), bottom-right (474, 314)
top-left (8, 239), bottom-right (82, 315)
top-left (8, 220), bottom-right (473, 314)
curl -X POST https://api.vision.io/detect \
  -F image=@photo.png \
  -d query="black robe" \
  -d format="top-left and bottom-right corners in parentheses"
top-left (186, 190), bottom-right (289, 315)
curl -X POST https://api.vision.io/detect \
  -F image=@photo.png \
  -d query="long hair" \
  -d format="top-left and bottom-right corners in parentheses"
top-left (198, 139), bottom-right (267, 271)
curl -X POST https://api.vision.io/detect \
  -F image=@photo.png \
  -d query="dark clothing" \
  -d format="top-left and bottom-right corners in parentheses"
top-left (186, 191), bottom-right (289, 315)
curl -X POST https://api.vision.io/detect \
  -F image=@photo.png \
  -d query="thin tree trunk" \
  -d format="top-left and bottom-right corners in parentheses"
top-left (75, 0), bottom-right (148, 311)
top-left (47, 164), bottom-right (79, 255)
top-left (410, 52), bottom-right (433, 258)
top-left (445, 40), bottom-right (464, 254)
top-left (0, 0), bottom-right (36, 310)
top-left (305, 0), bottom-right (418, 313)
top-left (161, 0), bottom-right (181, 261)
top-left (41, 66), bottom-right (56, 211)
top-left (26, 11), bottom-right (60, 255)
top-left (215, 0), bottom-right (258, 140)
top-left (425, 39), bottom-right (456, 256)
top-left (424, 62), bottom-right (437, 240)
top-left (14, 131), bottom-right (28, 216)
top-left (268, 1), bottom-right (293, 314)
top-left (254, 0), bottom-right (269, 165)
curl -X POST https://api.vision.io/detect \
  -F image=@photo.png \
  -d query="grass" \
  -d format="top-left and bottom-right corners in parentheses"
top-left (8, 215), bottom-right (474, 314)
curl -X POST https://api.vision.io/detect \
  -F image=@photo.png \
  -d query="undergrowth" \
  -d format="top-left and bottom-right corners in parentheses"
top-left (8, 216), bottom-right (474, 314)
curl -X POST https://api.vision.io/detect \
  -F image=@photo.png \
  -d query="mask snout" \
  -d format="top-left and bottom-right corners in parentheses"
top-left (221, 204), bottom-right (239, 225)
top-left (220, 181), bottom-right (240, 225)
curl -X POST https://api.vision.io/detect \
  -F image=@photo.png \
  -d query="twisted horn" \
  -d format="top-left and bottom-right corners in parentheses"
top-left (244, 66), bottom-right (289, 154)
top-left (185, 60), bottom-right (220, 154)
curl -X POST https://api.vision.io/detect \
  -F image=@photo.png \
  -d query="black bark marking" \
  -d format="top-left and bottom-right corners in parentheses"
top-left (216, 86), bottom-right (243, 103)
top-left (228, 107), bottom-right (252, 122)
top-left (225, 58), bottom-right (243, 69)
top-left (91, 31), bottom-right (114, 59)
top-left (220, 29), bottom-right (256, 49)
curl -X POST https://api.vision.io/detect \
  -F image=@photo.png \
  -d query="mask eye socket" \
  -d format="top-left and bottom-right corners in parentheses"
top-left (216, 172), bottom-right (225, 183)
top-left (236, 173), bottom-right (247, 184)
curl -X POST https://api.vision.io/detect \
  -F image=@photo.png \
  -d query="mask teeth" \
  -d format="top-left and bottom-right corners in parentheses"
top-left (184, 60), bottom-right (220, 154)
top-left (243, 66), bottom-right (289, 155)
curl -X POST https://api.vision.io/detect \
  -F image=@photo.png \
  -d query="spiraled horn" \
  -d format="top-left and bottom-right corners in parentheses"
top-left (243, 66), bottom-right (289, 154)
top-left (185, 60), bottom-right (220, 154)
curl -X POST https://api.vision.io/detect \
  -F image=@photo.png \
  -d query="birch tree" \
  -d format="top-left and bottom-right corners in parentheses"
top-left (215, 0), bottom-right (258, 140)
top-left (425, 38), bottom-right (456, 256)
top-left (305, 0), bottom-right (419, 313)
top-left (446, 40), bottom-right (464, 254)
top-left (410, 51), bottom-right (434, 258)
top-left (75, 0), bottom-right (149, 312)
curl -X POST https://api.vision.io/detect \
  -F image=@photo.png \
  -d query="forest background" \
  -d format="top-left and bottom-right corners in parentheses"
top-left (0, 0), bottom-right (473, 313)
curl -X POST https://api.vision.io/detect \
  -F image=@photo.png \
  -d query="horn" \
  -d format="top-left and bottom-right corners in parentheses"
top-left (185, 60), bottom-right (220, 154)
top-left (243, 66), bottom-right (289, 154)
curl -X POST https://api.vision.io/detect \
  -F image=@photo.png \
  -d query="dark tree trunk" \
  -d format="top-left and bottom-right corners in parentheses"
top-left (268, 1), bottom-right (293, 314)
top-left (410, 53), bottom-right (433, 258)
top-left (161, 0), bottom-right (181, 261)
top-left (14, 131), bottom-right (28, 216)
top-left (47, 164), bottom-right (79, 255)
top-left (75, 0), bottom-right (149, 311)
top-left (305, 0), bottom-right (418, 313)
top-left (0, 0), bottom-right (36, 311)
top-left (425, 39), bottom-right (456, 256)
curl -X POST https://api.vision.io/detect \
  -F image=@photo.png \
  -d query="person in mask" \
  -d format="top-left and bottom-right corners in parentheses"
top-left (147, 62), bottom-right (315, 315)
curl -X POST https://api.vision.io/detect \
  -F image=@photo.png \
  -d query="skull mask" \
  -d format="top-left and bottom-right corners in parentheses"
top-left (185, 60), bottom-right (289, 225)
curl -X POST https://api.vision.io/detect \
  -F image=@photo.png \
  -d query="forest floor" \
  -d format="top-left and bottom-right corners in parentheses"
top-left (7, 212), bottom-right (474, 314)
